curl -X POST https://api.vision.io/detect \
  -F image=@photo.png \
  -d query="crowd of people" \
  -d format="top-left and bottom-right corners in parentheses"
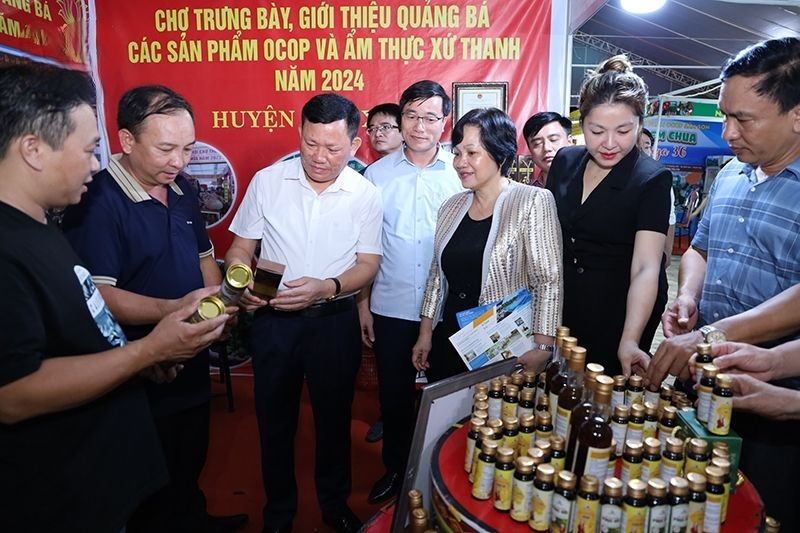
top-left (0, 35), bottom-right (798, 533)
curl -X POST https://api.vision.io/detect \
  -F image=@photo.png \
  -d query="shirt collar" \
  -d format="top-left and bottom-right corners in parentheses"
top-left (740, 156), bottom-right (800, 184)
top-left (292, 158), bottom-right (361, 193)
top-left (108, 154), bottom-right (184, 203)
top-left (400, 144), bottom-right (451, 169)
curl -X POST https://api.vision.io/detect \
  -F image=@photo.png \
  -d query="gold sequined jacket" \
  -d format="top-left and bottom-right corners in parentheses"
top-left (420, 181), bottom-right (563, 336)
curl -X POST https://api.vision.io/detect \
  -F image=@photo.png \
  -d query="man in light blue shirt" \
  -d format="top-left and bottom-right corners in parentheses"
top-left (359, 80), bottom-right (463, 504)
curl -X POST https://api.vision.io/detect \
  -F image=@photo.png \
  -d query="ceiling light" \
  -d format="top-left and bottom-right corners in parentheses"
top-left (620, 0), bottom-right (667, 14)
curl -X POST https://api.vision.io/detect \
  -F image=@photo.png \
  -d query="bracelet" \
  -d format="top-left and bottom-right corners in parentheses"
top-left (326, 277), bottom-right (342, 301)
top-left (534, 343), bottom-right (555, 352)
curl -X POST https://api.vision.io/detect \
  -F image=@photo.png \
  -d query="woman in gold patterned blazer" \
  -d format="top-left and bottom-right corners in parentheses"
top-left (412, 107), bottom-right (563, 382)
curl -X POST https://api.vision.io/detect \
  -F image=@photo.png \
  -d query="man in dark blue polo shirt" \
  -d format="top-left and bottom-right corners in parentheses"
top-left (62, 86), bottom-right (247, 533)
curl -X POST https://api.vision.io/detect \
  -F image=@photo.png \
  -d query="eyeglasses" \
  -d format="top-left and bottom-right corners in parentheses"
top-left (366, 124), bottom-right (400, 135)
top-left (402, 111), bottom-right (444, 125)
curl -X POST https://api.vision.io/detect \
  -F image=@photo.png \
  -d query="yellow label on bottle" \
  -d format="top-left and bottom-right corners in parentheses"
top-left (572, 497), bottom-right (599, 533)
top-left (551, 454), bottom-right (566, 477)
top-left (703, 493), bottom-right (723, 533)
top-left (464, 437), bottom-right (476, 473)
top-left (517, 431), bottom-right (533, 458)
top-left (621, 503), bottom-right (646, 533)
top-left (471, 459), bottom-right (494, 500)
top-left (502, 433), bottom-right (519, 455)
top-left (555, 405), bottom-right (572, 441)
top-left (684, 457), bottom-right (707, 476)
top-left (502, 399), bottom-right (517, 420)
top-left (510, 477), bottom-right (534, 522)
top-left (493, 468), bottom-right (513, 511)
top-left (530, 486), bottom-right (554, 530)
top-left (687, 500), bottom-right (705, 532)
top-left (641, 457), bottom-right (660, 483)
top-left (708, 395), bottom-right (732, 435)
top-left (721, 482), bottom-right (730, 523)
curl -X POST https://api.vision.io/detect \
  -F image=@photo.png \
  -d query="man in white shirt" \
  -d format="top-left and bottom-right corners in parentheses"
top-left (226, 93), bottom-right (382, 533)
top-left (359, 80), bottom-right (463, 504)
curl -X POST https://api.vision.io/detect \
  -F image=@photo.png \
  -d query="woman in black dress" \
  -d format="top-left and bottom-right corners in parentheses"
top-left (546, 55), bottom-right (672, 378)
top-left (413, 108), bottom-right (563, 382)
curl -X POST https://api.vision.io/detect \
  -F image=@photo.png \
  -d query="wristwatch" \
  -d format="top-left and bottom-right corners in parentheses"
top-left (534, 343), bottom-right (555, 352)
top-left (699, 325), bottom-right (727, 344)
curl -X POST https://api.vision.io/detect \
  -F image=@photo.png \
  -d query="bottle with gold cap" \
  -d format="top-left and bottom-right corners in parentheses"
top-left (684, 437), bottom-right (709, 476)
top-left (487, 379), bottom-right (503, 420)
top-left (704, 465), bottom-right (725, 533)
top-left (657, 405), bottom-right (679, 451)
top-left (764, 516), bottom-right (781, 533)
top-left (492, 446), bottom-right (515, 511)
top-left (407, 488), bottom-right (423, 513)
top-left (549, 435), bottom-right (567, 476)
top-left (658, 383), bottom-right (674, 412)
top-left (218, 263), bottom-right (253, 306)
top-left (710, 456), bottom-right (731, 524)
top-left (573, 474), bottom-right (600, 533)
top-left (534, 438), bottom-right (552, 464)
top-left (535, 372), bottom-right (547, 407)
top-left (502, 384), bottom-right (520, 420)
top-left (527, 446), bottom-right (548, 470)
top-left (644, 384), bottom-right (660, 408)
top-left (695, 343), bottom-right (713, 383)
top-left (501, 416), bottom-right (519, 455)
top-left (642, 401), bottom-right (659, 441)
top-left (696, 363), bottom-right (718, 424)
top-left (544, 326), bottom-right (571, 397)
top-left (535, 410), bottom-right (554, 442)
top-left (555, 346), bottom-right (587, 443)
top-left (475, 382), bottom-right (489, 396)
top-left (470, 427), bottom-right (495, 483)
top-left (620, 439), bottom-right (643, 486)
top-left (626, 375), bottom-right (645, 407)
top-left (612, 375), bottom-right (628, 412)
top-left (464, 417), bottom-right (485, 474)
top-left (573, 373), bottom-right (613, 482)
top-left (517, 413), bottom-right (536, 458)
top-left (510, 455), bottom-right (535, 522)
top-left (536, 392), bottom-right (551, 415)
top-left (610, 404), bottom-right (629, 457)
top-left (686, 472), bottom-right (707, 533)
top-left (549, 336), bottom-right (577, 418)
top-left (471, 439), bottom-right (498, 500)
top-left (645, 478), bottom-right (669, 532)
top-left (599, 477), bottom-right (624, 533)
top-left (522, 369), bottom-right (538, 397)
top-left (186, 295), bottom-right (226, 323)
top-left (667, 476), bottom-right (689, 532)
top-left (529, 462), bottom-right (555, 532)
top-left (408, 507), bottom-right (428, 533)
top-left (487, 417), bottom-right (503, 442)
top-left (621, 479), bottom-right (648, 533)
top-left (627, 403), bottom-right (645, 444)
top-left (660, 436), bottom-right (685, 482)
top-left (550, 470), bottom-right (577, 532)
top-left (518, 388), bottom-right (535, 420)
top-left (565, 365), bottom-right (606, 471)
top-left (511, 372), bottom-right (524, 389)
top-left (472, 392), bottom-right (488, 411)
top-left (708, 374), bottom-right (733, 435)
top-left (641, 437), bottom-right (662, 484)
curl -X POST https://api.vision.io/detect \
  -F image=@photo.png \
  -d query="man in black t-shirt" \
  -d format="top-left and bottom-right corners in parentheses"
top-left (0, 65), bottom-right (227, 533)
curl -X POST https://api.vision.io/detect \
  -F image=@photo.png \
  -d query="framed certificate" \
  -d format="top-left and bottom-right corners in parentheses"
top-left (452, 81), bottom-right (509, 122)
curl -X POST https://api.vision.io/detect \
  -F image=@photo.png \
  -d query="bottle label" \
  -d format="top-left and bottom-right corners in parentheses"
top-left (488, 397), bottom-right (502, 420)
top-left (722, 483), bottom-right (730, 523)
top-left (510, 477), bottom-right (534, 522)
top-left (574, 497), bottom-right (599, 533)
top-left (518, 405), bottom-right (534, 419)
top-left (471, 459), bottom-right (495, 500)
top-left (530, 486), bottom-right (554, 530)
top-left (581, 445), bottom-right (611, 483)
top-left (555, 405), bottom-right (572, 441)
top-left (643, 420), bottom-right (658, 440)
top-left (464, 437), bottom-right (477, 473)
top-left (502, 433), bottom-right (519, 453)
top-left (646, 504), bottom-right (668, 532)
top-left (627, 390), bottom-right (644, 406)
top-left (621, 502), bottom-right (647, 533)
top-left (687, 500), bottom-right (705, 532)
top-left (535, 427), bottom-right (553, 442)
top-left (517, 431), bottom-right (533, 457)
top-left (660, 457), bottom-right (682, 482)
top-left (708, 395), bottom-right (732, 435)
top-left (642, 458), bottom-right (660, 483)
top-left (644, 389), bottom-right (660, 406)
top-left (551, 455), bottom-right (566, 477)
top-left (620, 460), bottom-right (641, 486)
top-left (612, 390), bottom-right (625, 411)
top-left (627, 423), bottom-right (643, 444)
top-left (696, 388), bottom-right (712, 423)
top-left (684, 457), bottom-right (707, 476)
top-left (600, 503), bottom-right (622, 533)
top-left (502, 399), bottom-right (518, 420)
top-left (493, 468), bottom-right (513, 511)
top-left (611, 421), bottom-right (627, 455)
top-left (469, 445), bottom-right (481, 483)
top-left (669, 502), bottom-right (689, 532)
top-left (535, 384), bottom-right (546, 408)
top-left (550, 492), bottom-right (574, 532)
top-left (658, 429), bottom-right (670, 451)
top-left (549, 391), bottom-right (559, 418)
top-left (703, 494), bottom-right (723, 533)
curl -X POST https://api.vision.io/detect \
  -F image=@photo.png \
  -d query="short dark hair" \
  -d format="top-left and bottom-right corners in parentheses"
top-left (0, 64), bottom-right (95, 158)
top-left (117, 85), bottom-right (194, 136)
top-left (399, 80), bottom-right (451, 117)
top-left (452, 108), bottom-right (517, 177)
top-left (366, 103), bottom-right (401, 127)
top-left (641, 127), bottom-right (654, 143)
top-left (522, 111), bottom-right (571, 142)
top-left (301, 93), bottom-right (361, 140)
top-left (720, 37), bottom-right (800, 114)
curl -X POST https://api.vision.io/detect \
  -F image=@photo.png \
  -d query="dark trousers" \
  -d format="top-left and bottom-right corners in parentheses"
top-left (250, 306), bottom-right (362, 528)
top-left (128, 402), bottom-right (210, 533)
top-left (372, 314), bottom-right (420, 473)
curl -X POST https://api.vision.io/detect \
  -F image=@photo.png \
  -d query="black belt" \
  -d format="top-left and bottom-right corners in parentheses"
top-left (260, 295), bottom-right (355, 319)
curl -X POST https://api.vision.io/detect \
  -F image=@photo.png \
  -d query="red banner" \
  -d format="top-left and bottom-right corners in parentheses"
top-left (92, 0), bottom-right (561, 253)
top-left (0, 0), bottom-right (88, 69)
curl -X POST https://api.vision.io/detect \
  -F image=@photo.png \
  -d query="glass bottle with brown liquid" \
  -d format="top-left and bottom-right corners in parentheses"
top-left (566, 371), bottom-right (610, 472)
top-left (573, 375), bottom-right (613, 482)
top-left (549, 336), bottom-right (577, 418)
top-left (555, 346), bottom-right (587, 443)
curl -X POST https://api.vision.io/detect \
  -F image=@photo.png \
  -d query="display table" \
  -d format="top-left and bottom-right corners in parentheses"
top-left (430, 420), bottom-right (764, 533)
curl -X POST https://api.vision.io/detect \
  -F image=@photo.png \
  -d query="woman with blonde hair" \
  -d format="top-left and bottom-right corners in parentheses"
top-left (546, 55), bottom-right (672, 377)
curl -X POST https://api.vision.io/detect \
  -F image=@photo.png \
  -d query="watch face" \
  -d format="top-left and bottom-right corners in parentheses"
top-left (703, 327), bottom-right (726, 344)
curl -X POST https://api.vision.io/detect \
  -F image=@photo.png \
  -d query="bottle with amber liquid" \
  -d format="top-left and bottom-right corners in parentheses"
top-left (710, 456), bottom-right (732, 524)
top-left (612, 375), bottom-right (627, 411)
top-left (645, 478), bottom-right (669, 532)
top-left (704, 466), bottom-right (725, 533)
top-left (696, 363), bottom-right (718, 424)
top-left (471, 439), bottom-right (498, 500)
top-left (621, 479), bottom-right (648, 533)
top-left (535, 372), bottom-right (547, 407)
top-left (619, 439), bottom-right (643, 486)
top-left (657, 405), bottom-right (679, 450)
top-left (599, 477), bottom-right (624, 533)
top-left (549, 336), bottom-right (578, 418)
top-left (694, 343), bottom-right (713, 383)
top-left (464, 417), bottom-right (485, 474)
top-left (487, 379), bottom-right (503, 420)
top-left (549, 435), bottom-right (567, 476)
top-left (573, 374), bottom-right (613, 482)
top-left (518, 388), bottom-right (535, 420)
top-left (470, 427), bottom-right (495, 483)
top-left (534, 438), bottom-right (552, 464)
top-left (501, 384), bottom-right (520, 420)
top-left (550, 470), bottom-right (577, 533)
top-left (522, 370), bottom-right (538, 397)
top-left (684, 437), bottom-right (709, 476)
top-left (510, 455), bottom-right (535, 522)
top-left (555, 346), bottom-right (587, 442)
top-left (529, 462), bottom-right (555, 532)
top-left (610, 404), bottom-right (629, 457)
top-left (641, 437), bottom-right (662, 483)
top-left (407, 508), bottom-right (428, 533)
top-left (667, 476), bottom-right (689, 532)
top-left (536, 393), bottom-right (551, 416)
top-left (543, 326), bottom-right (571, 395)
top-left (658, 383), bottom-right (674, 412)
top-left (492, 446), bottom-right (515, 511)
top-left (517, 413), bottom-right (536, 458)
top-left (626, 375), bottom-right (645, 407)
top-left (565, 365), bottom-right (606, 471)
top-left (686, 472), bottom-right (707, 533)
top-left (627, 403), bottom-right (645, 444)
top-left (708, 374), bottom-right (733, 436)
top-left (573, 474), bottom-right (600, 533)
top-left (535, 411), bottom-right (554, 442)
top-left (660, 436), bottom-right (684, 482)
top-left (501, 416), bottom-right (519, 455)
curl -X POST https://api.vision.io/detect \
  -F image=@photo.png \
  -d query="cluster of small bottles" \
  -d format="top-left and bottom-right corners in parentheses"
top-left (462, 326), bottom-right (747, 532)
top-left (405, 489), bottom-right (436, 533)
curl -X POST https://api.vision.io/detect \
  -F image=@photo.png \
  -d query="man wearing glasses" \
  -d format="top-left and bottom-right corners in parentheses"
top-left (364, 103), bottom-right (403, 159)
top-left (359, 80), bottom-right (463, 504)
